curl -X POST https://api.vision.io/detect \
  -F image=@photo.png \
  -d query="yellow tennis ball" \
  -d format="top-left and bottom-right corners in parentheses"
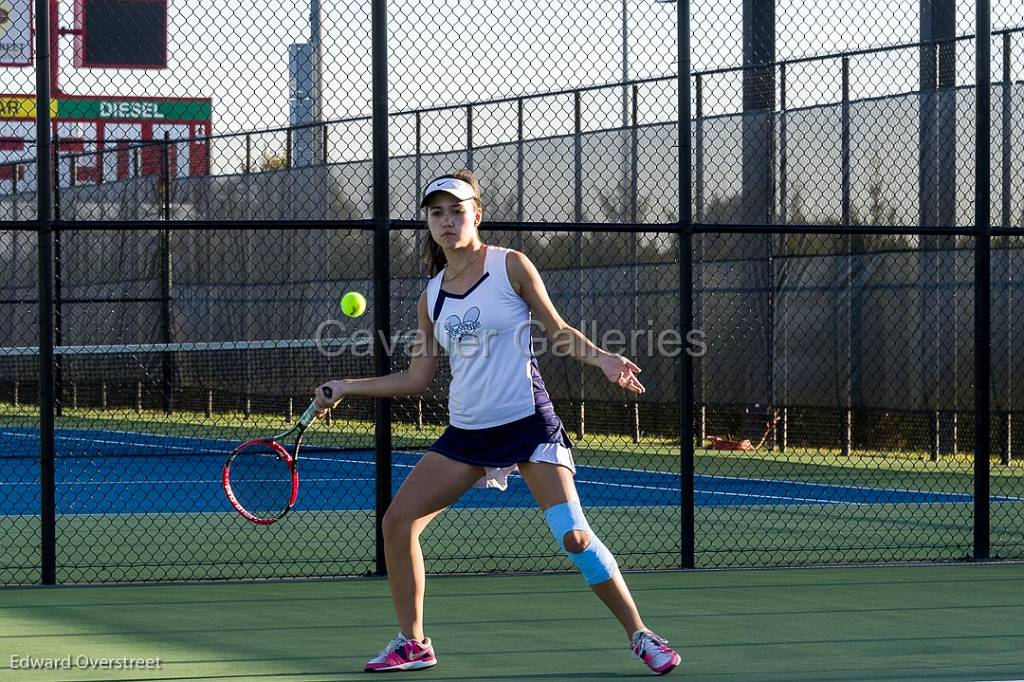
top-left (340, 291), bottom-right (367, 318)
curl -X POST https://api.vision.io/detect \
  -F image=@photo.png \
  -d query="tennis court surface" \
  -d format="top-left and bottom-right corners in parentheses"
top-left (4, 426), bottom-right (1022, 514)
top-left (2, 564), bottom-right (1022, 681)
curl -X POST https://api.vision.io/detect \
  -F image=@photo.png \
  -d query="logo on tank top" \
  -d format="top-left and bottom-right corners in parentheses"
top-left (444, 306), bottom-right (482, 343)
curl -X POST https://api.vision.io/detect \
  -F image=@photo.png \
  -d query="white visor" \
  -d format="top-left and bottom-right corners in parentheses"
top-left (420, 177), bottom-right (476, 206)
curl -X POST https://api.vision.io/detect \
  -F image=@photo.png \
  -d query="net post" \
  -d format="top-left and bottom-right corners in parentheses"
top-left (136, 381), bottom-right (143, 415)
top-left (1001, 412), bottom-right (1012, 465)
top-left (35, 0), bottom-right (57, 586)
top-left (841, 409), bottom-right (852, 458)
top-left (371, 0), bottom-right (393, 578)
top-left (13, 381), bottom-right (18, 407)
top-left (779, 406), bottom-right (788, 453)
top-left (100, 382), bottom-right (107, 410)
top-left (633, 401), bottom-right (641, 444)
top-left (696, 404), bottom-right (705, 444)
top-left (205, 389), bottom-right (213, 418)
top-left (416, 397), bottom-right (423, 431)
top-left (678, 0), bottom-right (695, 571)
top-left (286, 396), bottom-right (293, 422)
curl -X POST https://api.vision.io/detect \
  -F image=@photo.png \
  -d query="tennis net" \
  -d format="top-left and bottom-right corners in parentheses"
top-left (0, 336), bottom-right (392, 418)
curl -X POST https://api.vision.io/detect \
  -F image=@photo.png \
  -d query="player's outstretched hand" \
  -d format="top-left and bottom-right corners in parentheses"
top-left (599, 354), bottom-right (646, 394)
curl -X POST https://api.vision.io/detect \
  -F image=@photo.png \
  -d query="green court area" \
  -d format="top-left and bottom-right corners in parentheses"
top-left (1, 565), bottom-right (1022, 681)
top-left (2, 504), bottom-right (1023, 585)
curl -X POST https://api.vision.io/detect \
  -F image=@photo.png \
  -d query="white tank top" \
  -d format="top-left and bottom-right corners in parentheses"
top-left (426, 245), bottom-right (537, 429)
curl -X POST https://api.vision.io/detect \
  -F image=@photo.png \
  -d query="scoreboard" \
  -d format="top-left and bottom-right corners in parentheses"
top-left (75, 0), bottom-right (168, 69)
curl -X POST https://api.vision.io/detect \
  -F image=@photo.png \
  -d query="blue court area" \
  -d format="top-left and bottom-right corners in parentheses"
top-left (1, 426), bottom-right (1021, 515)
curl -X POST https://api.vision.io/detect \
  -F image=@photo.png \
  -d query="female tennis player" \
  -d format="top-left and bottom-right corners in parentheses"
top-left (315, 170), bottom-right (680, 676)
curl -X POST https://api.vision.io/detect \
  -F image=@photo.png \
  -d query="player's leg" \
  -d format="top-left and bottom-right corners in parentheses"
top-left (517, 461), bottom-right (642, 634)
top-left (383, 451), bottom-right (484, 640)
top-left (518, 461), bottom-right (681, 675)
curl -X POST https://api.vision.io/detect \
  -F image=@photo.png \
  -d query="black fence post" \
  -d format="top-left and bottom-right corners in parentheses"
top-left (679, 0), bottom-right (695, 571)
top-left (778, 64), bottom-right (788, 453)
top-left (161, 132), bottom-right (174, 413)
top-left (841, 56), bottom-right (853, 459)
top-left (974, 0), bottom-right (992, 562)
top-left (779, 64), bottom-right (787, 224)
top-left (1000, 32), bottom-right (1013, 468)
top-left (35, 0), bottom-right (57, 586)
top-left (52, 135), bottom-right (63, 419)
top-left (695, 74), bottom-right (704, 224)
top-left (694, 73), bottom-right (705, 447)
top-left (414, 111), bottom-right (421, 217)
top-left (466, 104), bottom-right (474, 170)
top-left (516, 97), bottom-right (525, 246)
top-left (574, 91), bottom-right (585, 439)
top-left (371, 0), bottom-right (393, 578)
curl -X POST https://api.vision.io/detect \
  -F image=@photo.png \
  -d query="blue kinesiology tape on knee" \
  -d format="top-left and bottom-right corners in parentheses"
top-left (543, 500), bottom-right (618, 584)
top-left (543, 500), bottom-right (591, 550)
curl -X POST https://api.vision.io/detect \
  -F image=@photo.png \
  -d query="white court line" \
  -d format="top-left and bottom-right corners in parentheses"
top-left (575, 477), bottom-right (847, 505)
top-left (70, 477), bottom-right (377, 486)
top-left (0, 429), bottom-right (227, 455)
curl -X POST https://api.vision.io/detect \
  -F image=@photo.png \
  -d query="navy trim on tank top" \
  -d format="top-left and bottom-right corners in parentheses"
top-left (529, 356), bottom-right (554, 410)
top-left (432, 272), bottom-right (491, 321)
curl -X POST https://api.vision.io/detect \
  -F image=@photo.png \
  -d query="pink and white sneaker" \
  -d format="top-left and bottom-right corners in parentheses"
top-left (364, 632), bottom-right (437, 673)
top-left (631, 629), bottom-right (681, 676)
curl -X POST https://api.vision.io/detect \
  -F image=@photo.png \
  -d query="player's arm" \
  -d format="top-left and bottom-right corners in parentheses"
top-left (506, 250), bottom-right (645, 394)
top-left (316, 292), bottom-right (440, 406)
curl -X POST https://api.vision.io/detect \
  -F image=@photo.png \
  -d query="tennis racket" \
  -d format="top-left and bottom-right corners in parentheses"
top-left (222, 387), bottom-right (332, 525)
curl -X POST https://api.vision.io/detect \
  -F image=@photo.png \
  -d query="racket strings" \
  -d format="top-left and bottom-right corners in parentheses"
top-left (225, 442), bottom-right (295, 521)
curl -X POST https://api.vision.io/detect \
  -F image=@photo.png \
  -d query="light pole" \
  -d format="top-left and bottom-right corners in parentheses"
top-left (621, 0), bottom-right (629, 128)
top-left (311, 0), bottom-right (323, 162)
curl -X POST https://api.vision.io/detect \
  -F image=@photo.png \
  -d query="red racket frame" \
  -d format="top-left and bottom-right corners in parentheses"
top-left (222, 438), bottom-right (299, 525)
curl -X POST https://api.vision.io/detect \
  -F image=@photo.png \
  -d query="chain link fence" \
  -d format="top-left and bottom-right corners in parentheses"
top-left (1, 0), bottom-right (1023, 584)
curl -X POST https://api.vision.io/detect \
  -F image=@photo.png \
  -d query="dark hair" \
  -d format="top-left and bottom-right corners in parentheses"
top-left (421, 169), bottom-right (483, 276)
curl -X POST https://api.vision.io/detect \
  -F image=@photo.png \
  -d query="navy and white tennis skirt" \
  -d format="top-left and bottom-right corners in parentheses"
top-left (429, 407), bottom-right (576, 490)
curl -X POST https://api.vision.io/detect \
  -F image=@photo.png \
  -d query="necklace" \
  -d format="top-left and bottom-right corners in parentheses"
top-left (443, 246), bottom-right (485, 284)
